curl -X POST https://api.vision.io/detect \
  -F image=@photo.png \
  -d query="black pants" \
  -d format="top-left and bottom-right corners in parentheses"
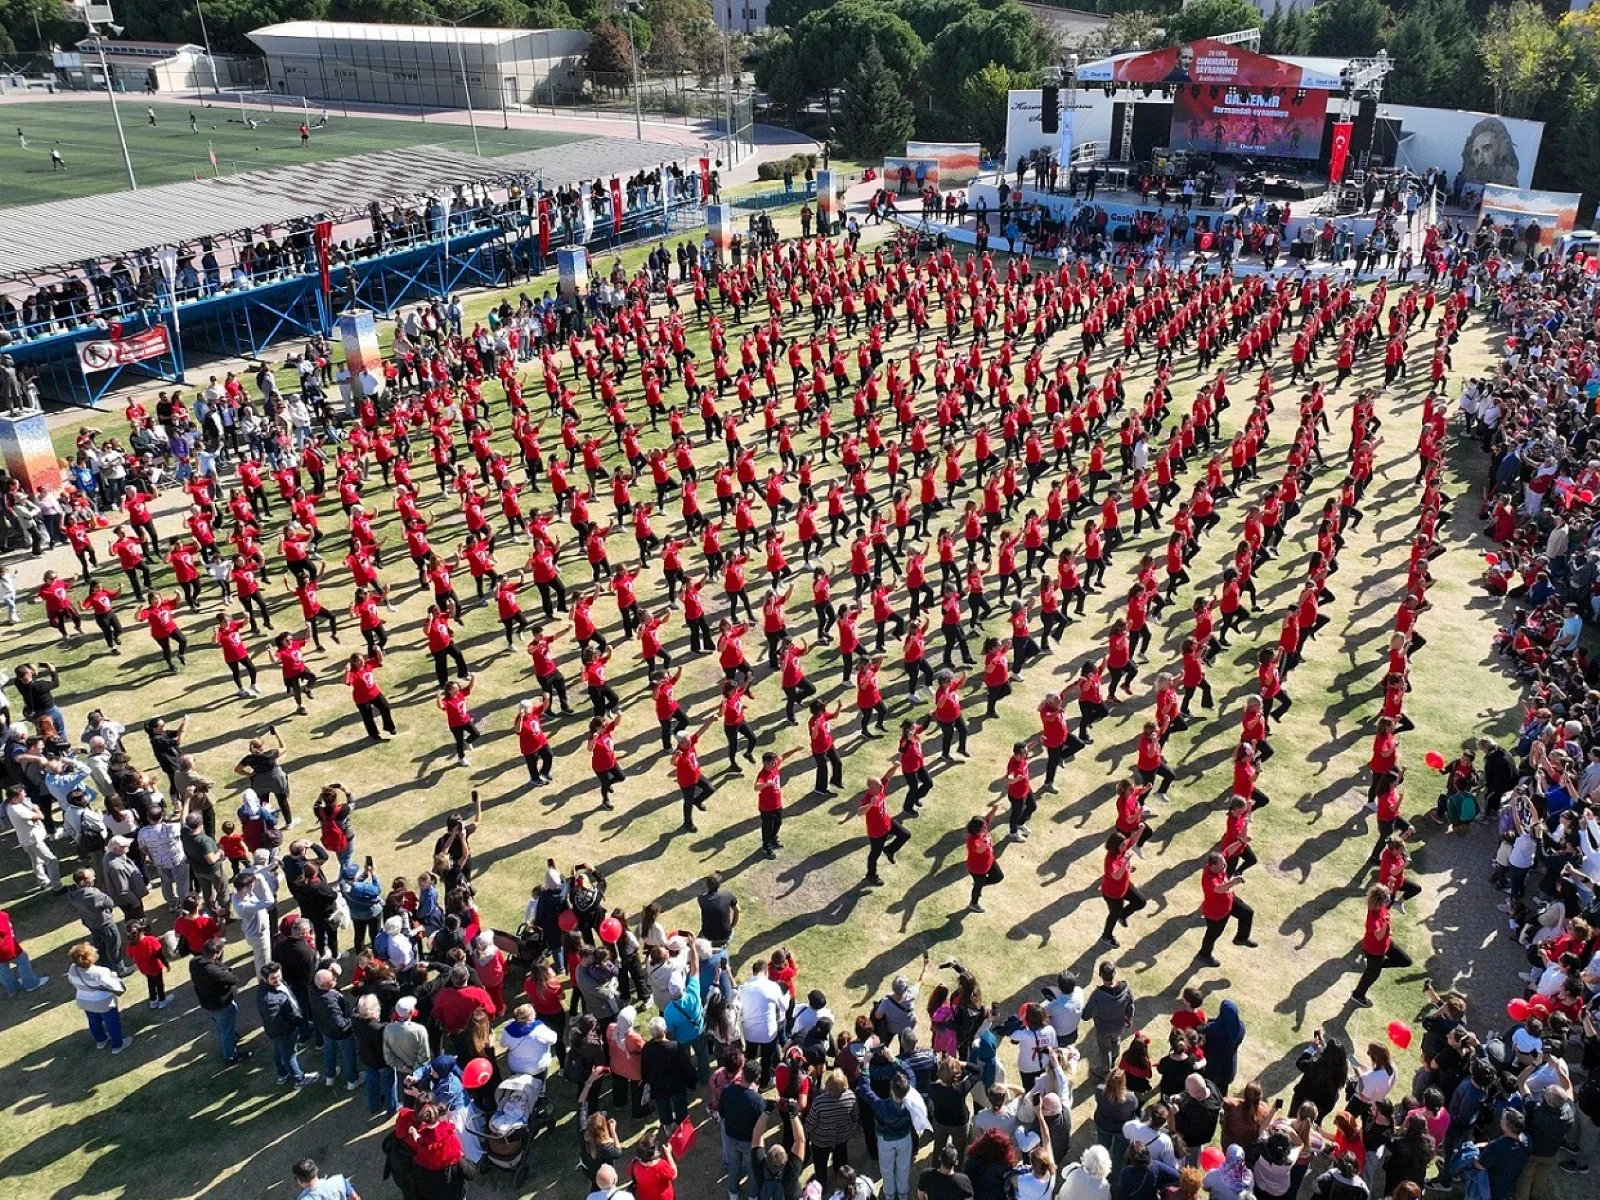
top-left (759, 808), bottom-right (783, 852)
top-left (356, 696), bottom-right (396, 739)
top-left (524, 747), bottom-right (554, 784)
top-left (866, 820), bottom-right (911, 879)
top-left (939, 717), bottom-right (969, 759)
top-left (1102, 886), bottom-right (1148, 940)
top-left (813, 747), bottom-right (843, 792)
top-left (538, 671), bottom-right (571, 713)
top-left (1199, 898), bottom-right (1255, 957)
top-left (1352, 943), bottom-right (1412, 1001)
top-left (432, 646), bottom-right (469, 688)
top-left (680, 778), bottom-right (714, 826)
top-left (450, 722), bottom-right (480, 759)
top-left (969, 864), bottom-right (1004, 907)
top-left (726, 722), bottom-right (757, 767)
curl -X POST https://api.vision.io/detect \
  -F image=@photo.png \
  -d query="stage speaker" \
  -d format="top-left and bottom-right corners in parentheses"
top-left (1041, 85), bottom-right (1060, 135)
top-left (1352, 97), bottom-right (1378, 170)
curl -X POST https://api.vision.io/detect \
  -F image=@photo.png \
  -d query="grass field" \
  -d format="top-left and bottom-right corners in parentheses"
top-left (0, 99), bottom-right (581, 207)
top-left (0, 215), bottom-right (1561, 1200)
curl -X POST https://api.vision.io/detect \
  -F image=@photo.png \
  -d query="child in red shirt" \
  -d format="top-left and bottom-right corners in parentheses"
top-left (219, 821), bottom-right (249, 880)
top-left (127, 920), bottom-right (172, 1008)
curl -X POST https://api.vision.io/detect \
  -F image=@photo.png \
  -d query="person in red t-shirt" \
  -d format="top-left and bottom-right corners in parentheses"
top-left (437, 677), bottom-right (479, 766)
top-left (807, 700), bottom-right (844, 795)
top-left (965, 802), bottom-right (1003, 913)
top-left (860, 772), bottom-right (911, 886)
top-left (1198, 851), bottom-right (1257, 967)
top-left (344, 651), bottom-right (395, 741)
top-left (127, 918), bottom-right (172, 1008)
top-left (1350, 884), bottom-right (1410, 1008)
top-left (1099, 830), bottom-right (1147, 947)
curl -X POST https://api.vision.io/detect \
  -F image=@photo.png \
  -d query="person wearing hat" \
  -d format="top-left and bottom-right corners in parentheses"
top-left (874, 967), bottom-right (923, 1041)
top-left (661, 937), bottom-right (707, 1081)
top-left (383, 996), bottom-right (432, 1082)
top-left (100, 835), bottom-right (149, 921)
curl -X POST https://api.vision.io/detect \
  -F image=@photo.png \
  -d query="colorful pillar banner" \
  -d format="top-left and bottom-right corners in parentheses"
top-left (557, 246), bottom-right (589, 302)
top-left (1328, 122), bottom-right (1354, 185)
top-left (336, 311), bottom-right (383, 396)
top-left (707, 204), bottom-right (734, 254)
top-left (816, 170), bottom-right (838, 231)
top-left (0, 412), bottom-right (62, 493)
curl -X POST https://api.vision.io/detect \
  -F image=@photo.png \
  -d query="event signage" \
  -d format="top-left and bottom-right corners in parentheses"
top-left (1478, 184), bottom-right (1582, 232)
top-left (1170, 85), bottom-right (1327, 159)
top-left (76, 325), bottom-right (171, 374)
top-left (314, 220), bottom-right (333, 293)
top-left (609, 178), bottom-right (624, 234)
top-left (1078, 38), bottom-right (1343, 91)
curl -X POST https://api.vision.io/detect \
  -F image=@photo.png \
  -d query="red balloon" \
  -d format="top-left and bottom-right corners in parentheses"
top-left (1424, 751), bottom-right (1446, 771)
top-left (1529, 993), bottom-right (1553, 1016)
top-left (1199, 1146), bottom-right (1225, 1171)
top-left (1386, 1020), bottom-right (1413, 1050)
top-left (599, 916), bottom-right (624, 944)
top-left (1507, 997), bottom-right (1531, 1022)
top-left (1581, 489), bottom-right (1596, 504)
top-left (558, 909), bottom-right (580, 933)
top-left (1483, 552), bottom-right (1500, 566)
top-left (462, 1057), bottom-right (493, 1089)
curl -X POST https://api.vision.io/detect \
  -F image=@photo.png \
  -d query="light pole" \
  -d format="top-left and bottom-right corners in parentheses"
top-left (611, 0), bottom-right (643, 141)
top-left (436, 10), bottom-right (484, 157)
top-left (194, 0), bottom-right (220, 96)
top-left (85, 16), bottom-right (137, 192)
top-left (721, 1), bottom-right (736, 165)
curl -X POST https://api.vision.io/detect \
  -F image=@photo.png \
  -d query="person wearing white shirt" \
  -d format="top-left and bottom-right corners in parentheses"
top-left (231, 869), bottom-right (276, 973)
top-left (1043, 973), bottom-right (1084, 1044)
top-left (1122, 1106), bottom-right (1176, 1168)
top-left (1057, 1145), bottom-right (1113, 1200)
top-left (5, 788), bottom-right (62, 891)
top-left (81, 711), bottom-right (125, 753)
top-left (737, 961), bottom-right (787, 1085)
top-left (499, 1002), bottom-right (559, 1076)
top-left (1009, 1011), bottom-right (1060, 1088)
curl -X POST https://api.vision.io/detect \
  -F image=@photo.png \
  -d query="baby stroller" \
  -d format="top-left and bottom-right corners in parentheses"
top-left (474, 1074), bottom-right (547, 1186)
top-left (492, 923), bottom-right (546, 998)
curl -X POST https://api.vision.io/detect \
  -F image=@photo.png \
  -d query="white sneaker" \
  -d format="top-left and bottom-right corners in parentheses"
top-left (24, 976), bottom-right (48, 991)
top-left (295, 1072), bottom-right (320, 1088)
top-left (111, 1034), bottom-right (134, 1053)
top-left (346, 1079), bottom-right (362, 1092)
top-left (324, 1075), bottom-right (335, 1088)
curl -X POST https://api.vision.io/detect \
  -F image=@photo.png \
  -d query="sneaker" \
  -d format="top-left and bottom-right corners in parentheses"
top-left (24, 976), bottom-right (48, 991)
top-left (968, 902), bottom-right (985, 913)
top-left (1100, 934), bottom-right (1120, 948)
top-left (275, 1075), bottom-right (290, 1085)
top-left (1352, 994), bottom-right (1374, 1009)
top-left (111, 1035), bottom-right (135, 1053)
top-left (1197, 953), bottom-right (1220, 968)
top-left (864, 874), bottom-right (884, 887)
top-left (325, 1075), bottom-right (335, 1088)
top-left (295, 1072), bottom-right (320, 1089)
top-left (1559, 1160), bottom-right (1589, 1175)
top-left (93, 1039), bottom-right (110, 1050)
top-left (1234, 938), bottom-right (1260, 949)
top-left (346, 1079), bottom-right (362, 1092)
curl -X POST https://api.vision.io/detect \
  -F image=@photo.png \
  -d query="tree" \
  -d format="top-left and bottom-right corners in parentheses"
top-left (765, 0), bottom-right (832, 28)
top-left (795, 0), bottom-right (926, 92)
top-left (586, 19), bottom-right (637, 77)
top-left (1075, 10), bottom-right (1165, 57)
top-left (1164, 0), bottom-right (1259, 45)
top-left (1300, 0), bottom-right (1386, 57)
top-left (958, 61), bottom-right (1020, 153)
top-left (1479, 1), bottom-right (1570, 116)
top-left (763, 37), bottom-right (811, 115)
top-left (838, 41), bottom-right (915, 158)
top-left (922, 3), bottom-right (1046, 90)
top-left (525, 0), bottom-right (581, 25)
top-left (889, 0), bottom-right (981, 44)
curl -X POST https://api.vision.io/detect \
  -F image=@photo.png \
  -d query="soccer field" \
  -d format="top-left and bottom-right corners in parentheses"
top-left (0, 99), bottom-right (582, 208)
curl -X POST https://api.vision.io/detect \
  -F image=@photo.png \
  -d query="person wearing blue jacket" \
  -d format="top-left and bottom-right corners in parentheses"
top-left (662, 937), bottom-right (708, 1080)
top-left (856, 1068), bottom-right (917, 1200)
top-left (341, 860), bottom-right (383, 954)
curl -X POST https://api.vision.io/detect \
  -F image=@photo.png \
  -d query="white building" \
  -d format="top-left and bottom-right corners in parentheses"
top-left (714, 0), bottom-right (770, 34)
top-left (247, 21), bottom-right (590, 111)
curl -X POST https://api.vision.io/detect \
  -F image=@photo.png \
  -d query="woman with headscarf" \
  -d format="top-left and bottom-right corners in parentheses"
top-left (1202, 1145), bottom-right (1253, 1200)
top-left (1202, 1000), bottom-right (1245, 1093)
top-left (607, 1004), bottom-right (649, 1117)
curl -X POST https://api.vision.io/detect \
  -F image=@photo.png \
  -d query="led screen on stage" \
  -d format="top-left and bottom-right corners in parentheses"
top-left (1170, 87), bottom-right (1328, 159)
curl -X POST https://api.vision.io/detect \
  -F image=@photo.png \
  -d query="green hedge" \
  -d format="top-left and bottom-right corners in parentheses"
top-left (756, 152), bottom-right (821, 181)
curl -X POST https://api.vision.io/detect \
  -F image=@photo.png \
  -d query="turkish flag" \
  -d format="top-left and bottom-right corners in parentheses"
top-left (537, 197), bottom-right (551, 257)
top-left (699, 157), bottom-right (711, 201)
top-left (1328, 122), bottom-right (1354, 184)
top-left (610, 178), bottom-right (624, 234)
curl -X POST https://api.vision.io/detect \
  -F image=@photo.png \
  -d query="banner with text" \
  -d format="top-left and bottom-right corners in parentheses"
top-left (1170, 85), bottom-right (1327, 160)
top-left (1478, 184), bottom-right (1582, 232)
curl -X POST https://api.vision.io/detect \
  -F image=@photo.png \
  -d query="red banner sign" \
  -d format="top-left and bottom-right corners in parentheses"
top-left (610, 178), bottom-right (624, 234)
top-left (537, 197), bottom-right (551, 257)
top-left (314, 220), bottom-right (333, 294)
top-left (77, 325), bottom-right (171, 374)
top-left (699, 157), bottom-right (711, 202)
top-left (1328, 122), bottom-right (1354, 184)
